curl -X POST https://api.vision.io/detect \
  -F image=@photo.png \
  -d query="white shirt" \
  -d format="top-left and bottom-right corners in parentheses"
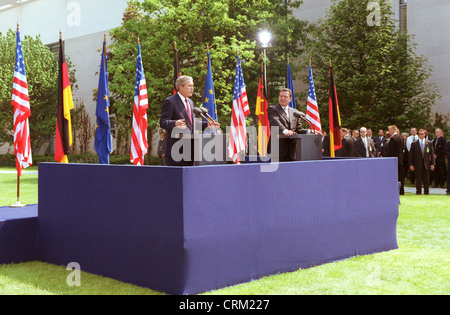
top-left (406, 135), bottom-right (418, 151)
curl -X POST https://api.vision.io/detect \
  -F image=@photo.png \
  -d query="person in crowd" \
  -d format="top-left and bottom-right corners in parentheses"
top-left (322, 132), bottom-right (330, 157)
top-left (406, 128), bottom-right (418, 151)
top-left (387, 125), bottom-right (405, 194)
top-left (405, 128), bottom-right (418, 184)
top-left (267, 88), bottom-right (308, 162)
top-left (351, 129), bottom-right (359, 141)
top-left (336, 127), bottom-right (355, 157)
top-left (374, 129), bottom-right (385, 157)
top-left (355, 127), bottom-right (376, 157)
top-left (409, 129), bottom-right (435, 195)
top-left (432, 128), bottom-right (447, 188)
top-left (424, 128), bottom-right (433, 141)
top-left (157, 130), bottom-right (167, 166)
top-left (445, 139), bottom-right (450, 195)
top-left (402, 132), bottom-right (411, 185)
top-left (381, 131), bottom-right (391, 157)
top-left (367, 128), bottom-right (374, 141)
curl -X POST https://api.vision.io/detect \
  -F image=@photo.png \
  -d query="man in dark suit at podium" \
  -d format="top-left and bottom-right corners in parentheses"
top-left (160, 76), bottom-right (215, 166)
top-left (267, 88), bottom-right (308, 162)
top-left (409, 129), bottom-right (435, 194)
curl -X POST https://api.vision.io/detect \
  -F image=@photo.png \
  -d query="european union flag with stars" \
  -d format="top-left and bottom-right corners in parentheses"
top-left (287, 62), bottom-right (296, 109)
top-left (95, 40), bottom-right (112, 164)
top-left (202, 51), bottom-right (217, 122)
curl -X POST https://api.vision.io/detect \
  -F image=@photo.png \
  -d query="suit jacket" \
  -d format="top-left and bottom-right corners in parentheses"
top-left (446, 140), bottom-right (450, 160)
top-left (355, 137), bottom-right (376, 157)
top-left (409, 139), bottom-right (435, 170)
top-left (386, 133), bottom-right (404, 166)
top-left (433, 136), bottom-right (447, 161)
top-left (336, 134), bottom-right (355, 157)
top-left (160, 93), bottom-right (207, 163)
top-left (267, 104), bottom-right (307, 161)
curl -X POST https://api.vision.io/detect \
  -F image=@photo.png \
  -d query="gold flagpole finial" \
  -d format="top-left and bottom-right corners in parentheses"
top-left (137, 36), bottom-right (140, 45)
top-left (309, 59), bottom-right (312, 66)
top-left (174, 41), bottom-right (177, 50)
top-left (17, 21), bottom-right (19, 32)
top-left (104, 32), bottom-right (107, 42)
top-left (207, 45), bottom-right (210, 53)
top-left (59, 29), bottom-right (62, 40)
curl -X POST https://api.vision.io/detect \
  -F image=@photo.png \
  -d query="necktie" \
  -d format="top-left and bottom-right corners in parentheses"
top-left (185, 98), bottom-right (192, 124)
top-left (421, 140), bottom-right (424, 156)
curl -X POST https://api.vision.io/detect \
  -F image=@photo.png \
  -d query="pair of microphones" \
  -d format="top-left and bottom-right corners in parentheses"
top-left (193, 107), bottom-right (218, 127)
top-left (292, 110), bottom-right (315, 134)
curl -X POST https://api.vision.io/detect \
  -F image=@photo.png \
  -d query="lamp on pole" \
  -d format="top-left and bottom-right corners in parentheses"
top-left (258, 30), bottom-right (272, 98)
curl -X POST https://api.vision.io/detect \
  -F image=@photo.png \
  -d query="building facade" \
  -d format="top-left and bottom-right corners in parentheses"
top-left (0, 0), bottom-right (129, 154)
top-left (293, 0), bottom-right (450, 120)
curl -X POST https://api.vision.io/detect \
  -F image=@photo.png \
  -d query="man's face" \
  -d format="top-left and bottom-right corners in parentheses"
top-left (279, 91), bottom-right (292, 107)
top-left (411, 128), bottom-right (417, 135)
top-left (378, 129), bottom-right (384, 137)
top-left (340, 129), bottom-right (346, 139)
top-left (435, 129), bottom-right (442, 138)
top-left (418, 130), bottom-right (425, 140)
top-left (360, 128), bottom-right (367, 138)
top-left (179, 79), bottom-right (194, 98)
top-left (367, 129), bottom-right (373, 137)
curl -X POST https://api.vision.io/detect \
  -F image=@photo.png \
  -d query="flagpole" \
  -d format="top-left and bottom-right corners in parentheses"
top-left (11, 22), bottom-right (26, 208)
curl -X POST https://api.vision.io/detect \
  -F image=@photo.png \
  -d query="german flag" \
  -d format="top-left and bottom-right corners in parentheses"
top-left (55, 34), bottom-right (74, 163)
top-left (329, 62), bottom-right (342, 157)
top-left (255, 57), bottom-right (270, 156)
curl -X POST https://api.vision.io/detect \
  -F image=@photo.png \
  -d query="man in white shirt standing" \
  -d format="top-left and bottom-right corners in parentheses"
top-left (406, 127), bottom-right (418, 152)
top-left (406, 127), bottom-right (418, 184)
top-left (355, 127), bottom-right (376, 157)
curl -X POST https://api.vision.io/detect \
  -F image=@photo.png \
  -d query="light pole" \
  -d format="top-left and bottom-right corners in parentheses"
top-left (258, 30), bottom-right (272, 97)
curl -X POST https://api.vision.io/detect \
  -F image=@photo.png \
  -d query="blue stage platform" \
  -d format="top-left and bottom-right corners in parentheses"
top-left (0, 204), bottom-right (38, 264)
top-left (35, 158), bottom-right (399, 295)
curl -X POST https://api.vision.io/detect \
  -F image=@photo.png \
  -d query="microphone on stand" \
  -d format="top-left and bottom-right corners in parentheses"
top-left (193, 107), bottom-right (208, 121)
top-left (293, 110), bottom-right (315, 134)
top-left (199, 107), bottom-right (218, 127)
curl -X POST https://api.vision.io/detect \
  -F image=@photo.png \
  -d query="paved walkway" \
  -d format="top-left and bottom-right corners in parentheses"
top-left (404, 187), bottom-right (448, 195)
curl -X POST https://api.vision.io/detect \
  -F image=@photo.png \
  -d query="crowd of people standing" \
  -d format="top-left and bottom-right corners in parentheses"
top-left (323, 125), bottom-right (450, 195)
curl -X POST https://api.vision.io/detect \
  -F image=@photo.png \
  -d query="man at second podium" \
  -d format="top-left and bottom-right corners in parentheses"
top-left (267, 88), bottom-right (308, 162)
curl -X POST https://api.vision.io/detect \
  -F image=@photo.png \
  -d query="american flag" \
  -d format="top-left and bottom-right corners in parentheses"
top-left (228, 55), bottom-right (249, 164)
top-left (130, 43), bottom-right (149, 166)
top-left (11, 30), bottom-right (32, 176)
top-left (305, 65), bottom-right (322, 134)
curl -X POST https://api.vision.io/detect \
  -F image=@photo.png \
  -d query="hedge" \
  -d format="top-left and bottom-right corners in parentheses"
top-left (0, 154), bottom-right (162, 167)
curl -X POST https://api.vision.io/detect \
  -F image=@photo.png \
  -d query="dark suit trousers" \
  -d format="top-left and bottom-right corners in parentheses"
top-left (447, 160), bottom-right (450, 192)
top-left (434, 159), bottom-right (447, 187)
top-left (414, 161), bottom-right (430, 194)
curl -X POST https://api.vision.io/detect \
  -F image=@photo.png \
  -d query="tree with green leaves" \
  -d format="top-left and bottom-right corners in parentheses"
top-left (305, 0), bottom-right (440, 133)
top-left (0, 30), bottom-right (59, 151)
top-left (107, 0), bottom-right (309, 153)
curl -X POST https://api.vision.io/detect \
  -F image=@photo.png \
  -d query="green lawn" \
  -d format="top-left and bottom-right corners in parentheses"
top-left (0, 167), bottom-right (38, 206)
top-left (0, 167), bottom-right (448, 295)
